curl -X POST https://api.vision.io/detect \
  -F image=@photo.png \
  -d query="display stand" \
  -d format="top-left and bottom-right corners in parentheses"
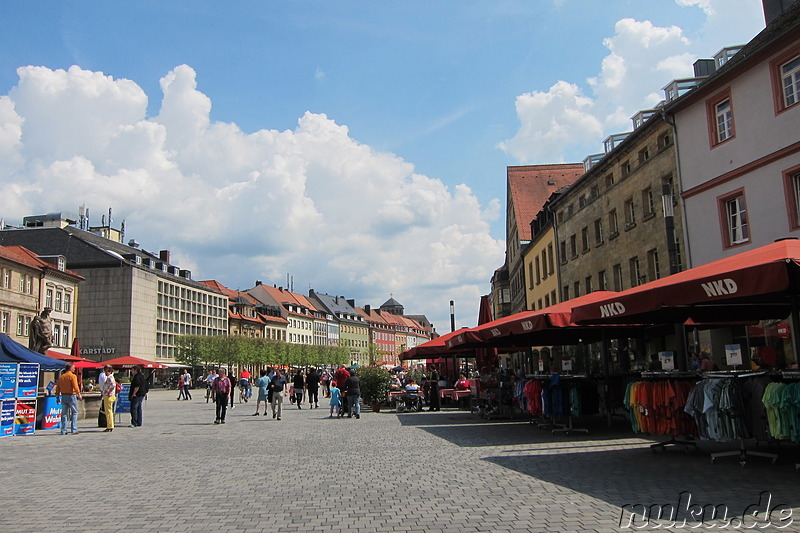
top-left (700, 371), bottom-right (778, 467)
top-left (710, 437), bottom-right (778, 467)
top-left (638, 371), bottom-right (699, 453)
top-left (552, 415), bottom-right (588, 436)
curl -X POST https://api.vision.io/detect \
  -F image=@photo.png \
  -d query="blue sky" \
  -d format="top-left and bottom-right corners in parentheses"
top-left (0, 1), bottom-right (766, 331)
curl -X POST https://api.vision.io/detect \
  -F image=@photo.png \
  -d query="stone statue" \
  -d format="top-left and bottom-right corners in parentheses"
top-left (29, 307), bottom-right (54, 354)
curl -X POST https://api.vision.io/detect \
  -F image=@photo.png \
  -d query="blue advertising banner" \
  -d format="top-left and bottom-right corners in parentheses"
top-left (16, 363), bottom-right (39, 399)
top-left (0, 399), bottom-right (15, 437)
top-left (0, 363), bottom-right (17, 400)
top-left (14, 399), bottom-right (36, 435)
top-left (115, 383), bottom-right (131, 413)
top-left (40, 395), bottom-right (62, 430)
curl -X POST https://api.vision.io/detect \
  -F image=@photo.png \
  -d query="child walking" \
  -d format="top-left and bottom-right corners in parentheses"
top-left (329, 383), bottom-right (341, 418)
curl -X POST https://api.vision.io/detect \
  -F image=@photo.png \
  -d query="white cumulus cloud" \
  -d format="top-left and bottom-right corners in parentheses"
top-left (500, 0), bottom-right (765, 164)
top-left (0, 64), bottom-right (503, 330)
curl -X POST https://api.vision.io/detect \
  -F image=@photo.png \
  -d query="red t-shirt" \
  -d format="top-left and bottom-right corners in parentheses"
top-left (241, 370), bottom-right (251, 380)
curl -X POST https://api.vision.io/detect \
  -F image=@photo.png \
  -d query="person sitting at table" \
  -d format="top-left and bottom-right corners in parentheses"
top-left (390, 375), bottom-right (402, 391)
top-left (454, 374), bottom-right (470, 390)
top-left (404, 379), bottom-right (422, 410)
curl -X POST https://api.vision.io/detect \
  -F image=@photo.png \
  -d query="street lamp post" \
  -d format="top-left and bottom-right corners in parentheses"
top-left (449, 300), bottom-right (455, 333)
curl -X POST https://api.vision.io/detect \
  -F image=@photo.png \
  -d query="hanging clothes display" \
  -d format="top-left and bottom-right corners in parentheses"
top-left (623, 378), bottom-right (698, 438)
top-left (762, 380), bottom-right (800, 442)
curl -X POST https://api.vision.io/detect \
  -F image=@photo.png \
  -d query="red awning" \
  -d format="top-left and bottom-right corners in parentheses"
top-left (399, 329), bottom-right (472, 360)
top-left (571, 239), bottom-right (800, 325)
top-left (102, 355), bottom-right (168, 369)
top-left (462, 291), bottom-right (618, 344)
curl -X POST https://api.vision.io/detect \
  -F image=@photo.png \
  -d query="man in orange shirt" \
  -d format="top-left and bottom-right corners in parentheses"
top-left (55, 363), bottom-right (82, 435)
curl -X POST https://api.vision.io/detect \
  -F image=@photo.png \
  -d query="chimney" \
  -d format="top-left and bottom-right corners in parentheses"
top-left (347, 299), bottom-right (355, 308)
top-left (159, 250), bottom-right (170, 263)
top-left (364, 305), bottom-right (371, 314)
top-left (255, 280), bottom-right (262, 286)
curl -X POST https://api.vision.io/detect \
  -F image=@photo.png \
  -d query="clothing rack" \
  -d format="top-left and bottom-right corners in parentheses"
top-left (697, 371), bottom-right (778, 467)
top-left (634, 372), bottom-right (699, 453)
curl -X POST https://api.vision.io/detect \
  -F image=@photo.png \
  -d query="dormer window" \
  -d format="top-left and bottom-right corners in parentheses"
top-left (57, 257), bottom-right (66, 271)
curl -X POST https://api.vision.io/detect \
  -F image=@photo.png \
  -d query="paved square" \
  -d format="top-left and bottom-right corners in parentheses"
top-left (1, 389), bottom-right (798, 532)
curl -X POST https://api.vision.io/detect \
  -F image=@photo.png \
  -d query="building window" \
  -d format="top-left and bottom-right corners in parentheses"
top-left (658, 132), bottom-right (672, 149)
top-left (609, 209), bottom-right (619, 237)
top-left (771, 46), bottom-right (800, 114)
top-left (54, 291), bottom-right (62, 312)
top-left (784, 166), bottom-right (800, 229)
top-left (642, 187), bottom-right (655, 217)
top-left (622, 160), bottom-right (631, 177)
top-left (630, 257), bottom-right (643, 286)
top-left (719, 189), bottom-right (749, 247)
top-left (706, 88), bottom-right (735, 146)
top-left (624, 198), bottom-right (636, 228)
top-left (544, 293), bottom-right (550, 307)
top-left (550, 290), bottom-right (557, 305)
top-left (647, 249), bottom-right (661, 281)
top-left (579, 195), bottom-right (587, 208)
top-left (19, 276), bottom-right (24, 293)
top-left (559, 241), bottom-right (567, 264)
top-left (541, 249), bottom-right (548, 280)
top-left (581, 227), bottom-right (590, 253)
top-left (594, 218), bottom-right (604, 245)
top-left (2, 269), bottom-right (8, 289)
top-left (17, 315), bottom-right (24, 336)
top-left (569, 235), bottom-right (578, 259)
top-left (590, 185), bottom-right (600, 199)
top-left (598, 270), bottom-right (607, 291)
top-left (638, 147), bottom-right (650, 164)
top-left (573, 282), bottom-right (581, 298)
top-left (562, 285), bottom-right (570, 301)
top-left (613, 264), bottom-right (623, 291)
top-left (46, 289), bottom-right (53, 308)
top-left (547, 244), bottom-right (554, 274)
top-left (528, 262), bottom-right (535, 289)
top-left (0, 312), bottom-right (8, 333)
top-left (534, 257), bottom-right (541, 285)
top-left (53, 324), bottom-right (61, 347)
top-left (585, 276), bottom-right (593, 294)
top-left (605, 174), bottom-right (615, 188)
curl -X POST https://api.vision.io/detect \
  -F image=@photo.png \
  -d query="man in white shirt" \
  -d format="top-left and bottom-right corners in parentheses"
top-left (204, 369), bottom-right (218, 403)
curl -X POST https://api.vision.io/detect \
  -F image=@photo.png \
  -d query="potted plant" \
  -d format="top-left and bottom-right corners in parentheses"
top-left (356, 365), bottom-right (391, 412)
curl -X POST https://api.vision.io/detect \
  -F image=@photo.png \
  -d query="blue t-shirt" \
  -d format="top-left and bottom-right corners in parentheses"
top-left (330, 387), bottom-right (341, 405)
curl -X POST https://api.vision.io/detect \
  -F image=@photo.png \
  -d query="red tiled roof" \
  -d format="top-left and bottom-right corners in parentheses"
top-left (0, 245), bottom-right (84, 280)
top-left (508, 164), bottom-right (584, 241)
top-left (258, 313), bottom-right (288, 325)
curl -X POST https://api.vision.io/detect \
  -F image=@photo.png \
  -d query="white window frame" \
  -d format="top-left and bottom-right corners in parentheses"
top-left (715, 99), bottom-right (733, 143)
top-left (781, 55), bottom-right (800, 109)
top-left (726, 195), bottom-right (749, 245)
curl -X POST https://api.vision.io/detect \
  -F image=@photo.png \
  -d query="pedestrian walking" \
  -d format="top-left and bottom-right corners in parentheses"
top-left (306, 368), bottom-right (320, 408)
top-left (181, 369), bottom-right (192, 400)
top-left (100, 367), bottom-right (116, 432)
top-left (252, 369), bottom-right (270, 416)
top-left (270, 369), bottom-right (287, 420)
top-left (292, 369), bottom-right (305, 408)
top-left (321, 369), bottom-right (331, 397)
top-left (344, 371), bottom-right (361, 419)
top-left (177, 374), bottom-right (186, 400)
top-left (213, 368), bottom-right (232, 424)
top-left (128, 365), bottom-right (147, 427)
top-left (55, 362), bottom-right (82, 435)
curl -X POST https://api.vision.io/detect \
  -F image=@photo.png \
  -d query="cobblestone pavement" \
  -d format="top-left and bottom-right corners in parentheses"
top-left (1, 389), bottom-right (799, 532)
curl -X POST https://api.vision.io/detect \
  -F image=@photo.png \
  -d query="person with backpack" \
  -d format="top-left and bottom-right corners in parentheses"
top-left (269, 369), bottom-right (287, 420)
top-left (213, 368), bottom-right (232, 424)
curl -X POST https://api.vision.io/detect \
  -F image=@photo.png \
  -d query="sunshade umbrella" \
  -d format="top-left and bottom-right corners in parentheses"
top-left (102, 355), bottom-right (168, 369)
top-left (571, 239), bottom-right (800, 326)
